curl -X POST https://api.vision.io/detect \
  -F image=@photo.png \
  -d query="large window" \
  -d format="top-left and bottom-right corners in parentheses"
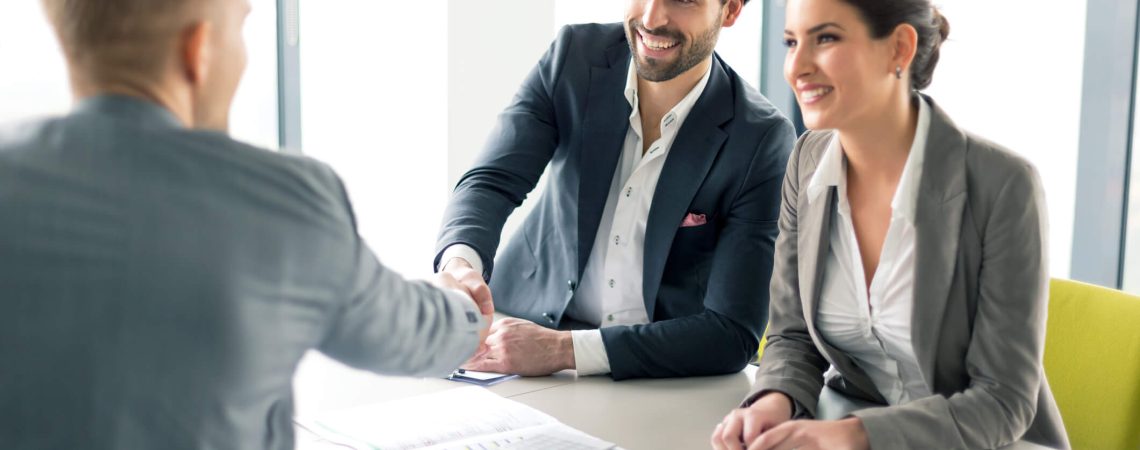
top-left (923, 0), bottom-right (1087, 278)
top-left (0, 1), bottom-right (280, 149)
top-left (0, 2), bottom-right (70, 124)
top-left (1120, 31), bottom-right (1140, 294)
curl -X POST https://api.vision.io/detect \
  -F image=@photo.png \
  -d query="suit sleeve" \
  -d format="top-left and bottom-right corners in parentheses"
top-left (850, 161), bottom-right (1051, 450)
top-left (599, 119), bottom-right (797, 380)
top-left (317, 173), bottom-right (485, 377)
top-left (743, 131), bottom-right (832, 417)
top-left (433, 26), bottom-right (575, 280)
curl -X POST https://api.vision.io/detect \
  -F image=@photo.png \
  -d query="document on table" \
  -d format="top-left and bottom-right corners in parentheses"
top-left (295, 386), bottom-right (616, 450)
top-left (447, 368), bottom-right (520, 386)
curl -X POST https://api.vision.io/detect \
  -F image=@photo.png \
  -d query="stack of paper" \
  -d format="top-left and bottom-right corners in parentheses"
top-left (296, 386), bottom-right (616, 450)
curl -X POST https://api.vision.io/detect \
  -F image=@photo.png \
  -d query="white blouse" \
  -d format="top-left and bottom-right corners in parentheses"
top-left (807, 99), bottom-right (933, 405)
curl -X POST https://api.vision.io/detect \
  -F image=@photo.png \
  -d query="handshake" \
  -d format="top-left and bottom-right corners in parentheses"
top-left (431, 258), bottom-right (495, 354)
top-left (429, 257), bottom-right (576, 377)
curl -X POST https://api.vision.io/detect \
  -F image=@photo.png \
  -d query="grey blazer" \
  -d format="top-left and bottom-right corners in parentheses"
top-left (748, 96), bottom-right (1070, 449)
top-left (0, 95), bottom-right (483, 450)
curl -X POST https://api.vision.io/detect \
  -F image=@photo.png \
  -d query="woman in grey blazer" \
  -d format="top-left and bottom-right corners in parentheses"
top-left (711, 0), bottom-right (1070, 449)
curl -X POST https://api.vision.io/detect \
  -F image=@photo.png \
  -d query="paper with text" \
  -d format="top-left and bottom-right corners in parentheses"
top-left (296, 386), bottom-right (615, 450)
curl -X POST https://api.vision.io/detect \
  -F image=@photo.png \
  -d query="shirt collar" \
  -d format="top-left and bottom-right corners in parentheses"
top-left (806, 97), bottom-right (932, 224)
top-left (74, 94), bottom-right (184, 130)
top-left (891, 96), bottom-right (931, 222)
top-left (623, 56), bottom-right (713, 133)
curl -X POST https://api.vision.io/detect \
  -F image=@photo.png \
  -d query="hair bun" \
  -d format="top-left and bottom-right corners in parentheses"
top-left (932, 7), bottom-right (950, 44)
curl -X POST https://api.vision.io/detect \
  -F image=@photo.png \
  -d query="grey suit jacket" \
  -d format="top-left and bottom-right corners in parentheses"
top-left (748, 96), bottom-right (1070, 449)
top-left (0, 95), bottom-right (483, 450)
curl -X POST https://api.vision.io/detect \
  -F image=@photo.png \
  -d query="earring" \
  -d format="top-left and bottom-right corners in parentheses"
top-left (895, 66), bottom-right (903, 79)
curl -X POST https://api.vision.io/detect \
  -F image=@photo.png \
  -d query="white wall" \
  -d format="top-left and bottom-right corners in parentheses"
top-left (923, 1), bottom-right (1086, 278)
top-left (300, 1), bottom-right (450, 278)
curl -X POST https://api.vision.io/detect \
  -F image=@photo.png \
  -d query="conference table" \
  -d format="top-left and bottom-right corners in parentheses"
top-left (292, 350), bottom-right (752, 449)
top-left (292, 351), bottom-right (1051, 450)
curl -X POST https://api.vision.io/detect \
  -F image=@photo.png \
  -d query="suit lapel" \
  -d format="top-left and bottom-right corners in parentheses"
top-left (577, 43), bottom-right (634, 276)
top-left (641, 56), bottom-right (732, 319)
top-left (799, 135), bottom-right (890, 405)
top-left (911, 96), bottom-right (968, 388)
top-left (797, 181), bottom-right (831, 329)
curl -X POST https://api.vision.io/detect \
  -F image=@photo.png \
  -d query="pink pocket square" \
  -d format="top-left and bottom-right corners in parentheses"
top-left (680, 212), bottom-right (707, 228)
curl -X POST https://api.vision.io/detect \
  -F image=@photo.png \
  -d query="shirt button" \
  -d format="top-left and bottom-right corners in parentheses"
top-left (608, 279), bottom-right (615, 288)
top-left (607, 314), bottom-right (615, 322)
top-left (625, 187), bottom-right (632, 197)
top-left (614, 235), bottom-right (620, 245)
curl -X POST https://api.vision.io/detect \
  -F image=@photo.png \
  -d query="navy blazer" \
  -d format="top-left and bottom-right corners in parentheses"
top-left (436, 23), bottom-right (795, 379)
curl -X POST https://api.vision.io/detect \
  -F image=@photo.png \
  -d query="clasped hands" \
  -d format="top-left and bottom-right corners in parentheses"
top-left (435, 257), bottom-right (574, 376)
top-left (711, 392), bottom-right (870, 450)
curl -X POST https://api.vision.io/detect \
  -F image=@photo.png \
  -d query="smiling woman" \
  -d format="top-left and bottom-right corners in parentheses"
top-left (713, 0), bottom-right (1071, 449)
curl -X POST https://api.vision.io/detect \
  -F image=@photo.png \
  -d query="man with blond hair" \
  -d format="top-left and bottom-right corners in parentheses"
top-left (0, 0), bottom-right (492, 448)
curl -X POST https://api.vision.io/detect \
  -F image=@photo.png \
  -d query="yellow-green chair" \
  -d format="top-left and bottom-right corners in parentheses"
top-left (1045, 279), bottom-right (1140, 450)
top-left (755, 333), bottom-right (767, 363)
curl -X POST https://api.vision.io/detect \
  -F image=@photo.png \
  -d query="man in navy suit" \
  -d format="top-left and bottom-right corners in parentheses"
top-left (436, 0), bottom-right (795, 379)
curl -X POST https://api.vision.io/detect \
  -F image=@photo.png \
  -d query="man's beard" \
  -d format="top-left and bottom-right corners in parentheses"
top-left (625, 18), bottom-right (721, 82)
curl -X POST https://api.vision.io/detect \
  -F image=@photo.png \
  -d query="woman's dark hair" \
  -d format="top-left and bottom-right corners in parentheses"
top-left (839, 0), bottom-right (950, 90)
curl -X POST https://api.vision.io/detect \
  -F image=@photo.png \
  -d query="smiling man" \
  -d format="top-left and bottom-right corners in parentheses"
top-left (436, 0), bottom-right (796, 379)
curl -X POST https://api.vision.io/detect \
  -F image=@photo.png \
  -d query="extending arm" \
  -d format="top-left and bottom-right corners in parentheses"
top-left (745, 132), bottom-right (832, 418)
top-left (319, 175), bottom-right (485, 377)
top-left (434, 26), bottom-right (576, 280)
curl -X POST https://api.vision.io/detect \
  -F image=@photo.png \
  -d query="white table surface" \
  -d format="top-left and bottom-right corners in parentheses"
top-left (293, 350), bottom-right (754, 449)
top-left (293, 351), bottom-right (1052, 450)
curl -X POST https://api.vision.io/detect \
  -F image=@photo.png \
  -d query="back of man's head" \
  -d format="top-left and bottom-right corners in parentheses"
top-left (41, 0), bottom-right (249, 130)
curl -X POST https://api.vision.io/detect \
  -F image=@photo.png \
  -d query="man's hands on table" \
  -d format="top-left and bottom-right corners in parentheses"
top-left (462, 317), bottom-right (575, 376)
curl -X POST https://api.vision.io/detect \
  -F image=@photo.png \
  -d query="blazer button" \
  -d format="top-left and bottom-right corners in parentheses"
top-left (541, 312), bottom-right (555, 323)
top-left (567, 280), bottom-right (576, 291)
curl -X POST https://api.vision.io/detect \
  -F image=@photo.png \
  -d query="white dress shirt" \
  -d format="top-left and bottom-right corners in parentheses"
top-left (808, 99), bottom-right (932, 405)
top-left (441, 57), bottom-right (712, 376)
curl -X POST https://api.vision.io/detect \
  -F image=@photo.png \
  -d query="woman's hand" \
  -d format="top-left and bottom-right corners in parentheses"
top-left (711, 392), bottom-right (794, 450)
top-left (746, 417), bottom-right (869, 450)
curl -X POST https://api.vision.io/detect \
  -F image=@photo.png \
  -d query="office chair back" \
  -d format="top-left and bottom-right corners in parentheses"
top-left (1044, 278), bottom-right (1140, 450)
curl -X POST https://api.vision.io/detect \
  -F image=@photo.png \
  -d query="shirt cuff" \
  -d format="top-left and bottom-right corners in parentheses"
top-left (571, 329), bottom-right (611, 376)
top-left (438, 243), bottom-right (485, 276)
top-left (426, 286), bottom-right (488, 375)
top-left (741, 389), bottom-right (810, 419)
top-left (440, 287), bottom-right (488, 330)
